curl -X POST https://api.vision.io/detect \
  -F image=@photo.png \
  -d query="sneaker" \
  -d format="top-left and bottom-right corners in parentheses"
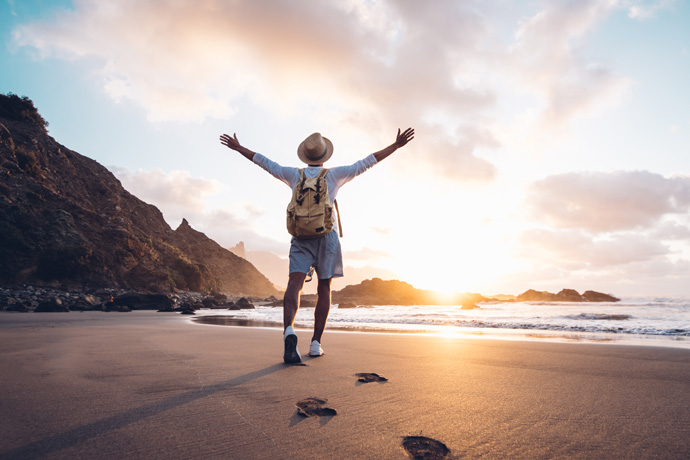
top-left (309, 340), bottom-right (324, 357)
top-left (283, 327), bottom-right (301, 364)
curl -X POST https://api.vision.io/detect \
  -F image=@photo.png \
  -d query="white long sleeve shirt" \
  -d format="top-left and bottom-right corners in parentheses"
top-left (252, 153), bottom-right (379, 204)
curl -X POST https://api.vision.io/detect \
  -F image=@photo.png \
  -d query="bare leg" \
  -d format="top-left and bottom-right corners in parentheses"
top-left (312, 278), bottom-right (332, 343)
top-left (283, 272), bottom-right (307, 331)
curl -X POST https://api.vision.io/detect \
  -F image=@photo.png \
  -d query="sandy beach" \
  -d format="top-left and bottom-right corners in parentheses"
top-left (1, 312), bottom-right (689, 460)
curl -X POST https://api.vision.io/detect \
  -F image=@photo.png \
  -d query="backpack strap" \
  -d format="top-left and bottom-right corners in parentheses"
top-left (296, 169), bottom-right (306, 206)
top-left (314, 168), bottom-right (329, 204)
top-left (334, 199), bottom-right (343, 237)
top-left (317, 168), bottom-right (343, 237)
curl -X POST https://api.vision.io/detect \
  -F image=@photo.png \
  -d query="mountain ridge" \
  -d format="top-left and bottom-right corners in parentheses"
top-left (0, 94), bottom-right (278, 297)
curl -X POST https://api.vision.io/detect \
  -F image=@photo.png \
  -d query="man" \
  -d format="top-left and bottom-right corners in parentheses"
top-left (220, 127), bottom-right (414, 363)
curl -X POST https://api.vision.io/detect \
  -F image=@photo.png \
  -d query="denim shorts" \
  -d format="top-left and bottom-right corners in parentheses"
top-left (289, 230), bottom-right (343, 280)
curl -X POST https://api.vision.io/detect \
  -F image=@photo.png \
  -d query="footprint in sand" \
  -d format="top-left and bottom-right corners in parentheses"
top-left (355, 372), bottom-right (388, 383)
top-left (295, 398), bottom-right (337, 417)
top-left (402, 436), bottom-right (450, 460)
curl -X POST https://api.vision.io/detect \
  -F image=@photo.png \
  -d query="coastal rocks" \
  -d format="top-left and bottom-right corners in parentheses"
top-left (554, 289), bottom-right (582, 301)
top-left (112, 293), bottom-right (174, 311)
top-left (517, 289), bottom-right (619, 302)
top-left (0, 286), bottom-right (270, 313)
top-left (337, 302), bottom-right (357, 309)
top-left (582, 290), bottom-right (619, 302)
top-left (34, 300), bottom-right (69, 312)
top-left (236, 297), bottom-right (255, 309)
top-left (332, 278), bottom-right (491, 306)
top-left (226, 297), bottom-right (255, 310)
top-left (4, 302), bottom-right (29, 312)
top-left (180, 304), bottom-right (196, 315)
top-left (202, 297), bottom-right (221, 308)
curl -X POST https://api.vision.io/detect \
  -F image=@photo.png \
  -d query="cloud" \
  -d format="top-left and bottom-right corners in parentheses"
top-left (510, 0), bottom-right (632, 128)
top-left (627, 0), bottom-right (677, 19)
top-left (111, 166), bottom-right (222, 218)
top-left (10, 0), bottom-right (506, 182)
top-left (518, 228), bottom-right (670, 268)
top-left (526, 171), bottom-right (690, 232)
top-left (652, 221), bottom-right (690, 240)
top-left (12, 0), bottom-right (640, 184)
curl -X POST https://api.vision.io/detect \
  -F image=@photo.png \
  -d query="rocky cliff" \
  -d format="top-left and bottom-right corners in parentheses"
top-left (0, 94), bottom-right (278, 297)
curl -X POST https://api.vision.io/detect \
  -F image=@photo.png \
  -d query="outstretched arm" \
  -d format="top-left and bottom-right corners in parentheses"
top-left (373, 127), bottom-right (415, 162)
top-left (219, 133), bottom-right (256, 162)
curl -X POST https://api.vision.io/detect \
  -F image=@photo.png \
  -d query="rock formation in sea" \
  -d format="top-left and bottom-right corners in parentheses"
top-left (0, 94), bottom-right (278, 297)
top-left (331, 277), bottom-right (489, 306)
top-left (516, 289), bottom-right (619, 302)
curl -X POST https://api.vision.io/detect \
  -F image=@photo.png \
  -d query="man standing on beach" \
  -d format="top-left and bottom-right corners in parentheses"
top-left (219, 127), bottom-right (415, 363)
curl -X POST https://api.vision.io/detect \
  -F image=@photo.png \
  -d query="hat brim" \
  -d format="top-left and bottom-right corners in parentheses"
top-left (297, 137), bottom-right (334, 165)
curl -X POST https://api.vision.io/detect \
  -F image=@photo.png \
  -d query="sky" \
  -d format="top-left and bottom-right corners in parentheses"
top-left (1, 0), bottom-right (689, 297)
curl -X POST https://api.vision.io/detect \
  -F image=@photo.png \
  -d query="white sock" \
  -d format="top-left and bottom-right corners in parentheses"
top-left (284, 326), bottom-right (295, 338)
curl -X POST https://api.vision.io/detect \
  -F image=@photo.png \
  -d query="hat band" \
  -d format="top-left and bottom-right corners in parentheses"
top-left (308, 145), bottom-right (328, 161)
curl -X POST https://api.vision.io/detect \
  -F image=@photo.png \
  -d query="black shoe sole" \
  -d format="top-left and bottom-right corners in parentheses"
top-left (283, 334), bottom-right (300, 364)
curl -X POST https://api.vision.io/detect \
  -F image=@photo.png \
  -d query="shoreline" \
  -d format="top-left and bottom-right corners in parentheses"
top-left (190, 315), bottom-right (690, 350)
top-left (1, 313), bottom-right (689, 459)
top-left (3, 309), bottom-right (689, 350)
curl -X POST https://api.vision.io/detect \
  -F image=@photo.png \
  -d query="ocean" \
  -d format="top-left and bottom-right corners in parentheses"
top-left (192, 297), bottom-right (690, 349)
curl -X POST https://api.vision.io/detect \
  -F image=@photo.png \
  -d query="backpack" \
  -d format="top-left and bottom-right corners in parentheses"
top-left (286, 168), bottom-right (338, 238)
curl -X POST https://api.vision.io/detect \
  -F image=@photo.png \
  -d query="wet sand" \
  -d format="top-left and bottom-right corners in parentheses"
top-left (1, 311), bottom-right (689, 459)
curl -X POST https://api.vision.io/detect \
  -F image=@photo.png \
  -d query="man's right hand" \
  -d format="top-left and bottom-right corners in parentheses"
top-left (220, 133), bottom-right (241, 151)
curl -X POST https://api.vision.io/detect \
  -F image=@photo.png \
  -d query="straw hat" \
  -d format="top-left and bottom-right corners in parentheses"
top-left (297, 132), bottom-right (333, 165)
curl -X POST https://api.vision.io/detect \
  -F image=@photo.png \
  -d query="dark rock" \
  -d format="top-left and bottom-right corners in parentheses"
top-left (202, 297), bottom-right (219, 308)
top-left (226, 301), bottom-right (240, 310)
top-left (35, 300), bottom-right (69, 312)
top-left (332, 278), bottom-right (490, 306)
top-left (68, 299), bottom-right (96, 311)
top-left (582, 291), bottom-right (620, 302)
top-left (338, 302), bottom-right (357, 308)
top-left (210, 291), bottom-right (227, 302)
top-left (116, 305), bottom-right (131, 312)
top-left (517, 289), bottom-right (557, 302)
top-left (5, 303), bottom-right (29, 312)
top-left (179, 302), bottom-right (198, 313)
top-left (265, 299), bottom-right (283, 307)
top-left (518, 289), bottom-right (620, 302)
top-left (554, 289), bottom-right (584, 301)
top-left (112, 293), bottom-right (173, 310)
top-left (236, 297), bottom-right (255, 309)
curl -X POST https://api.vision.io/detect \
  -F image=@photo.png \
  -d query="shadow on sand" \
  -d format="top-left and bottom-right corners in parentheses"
top-left (0, 363), bottom-right (288, 460)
